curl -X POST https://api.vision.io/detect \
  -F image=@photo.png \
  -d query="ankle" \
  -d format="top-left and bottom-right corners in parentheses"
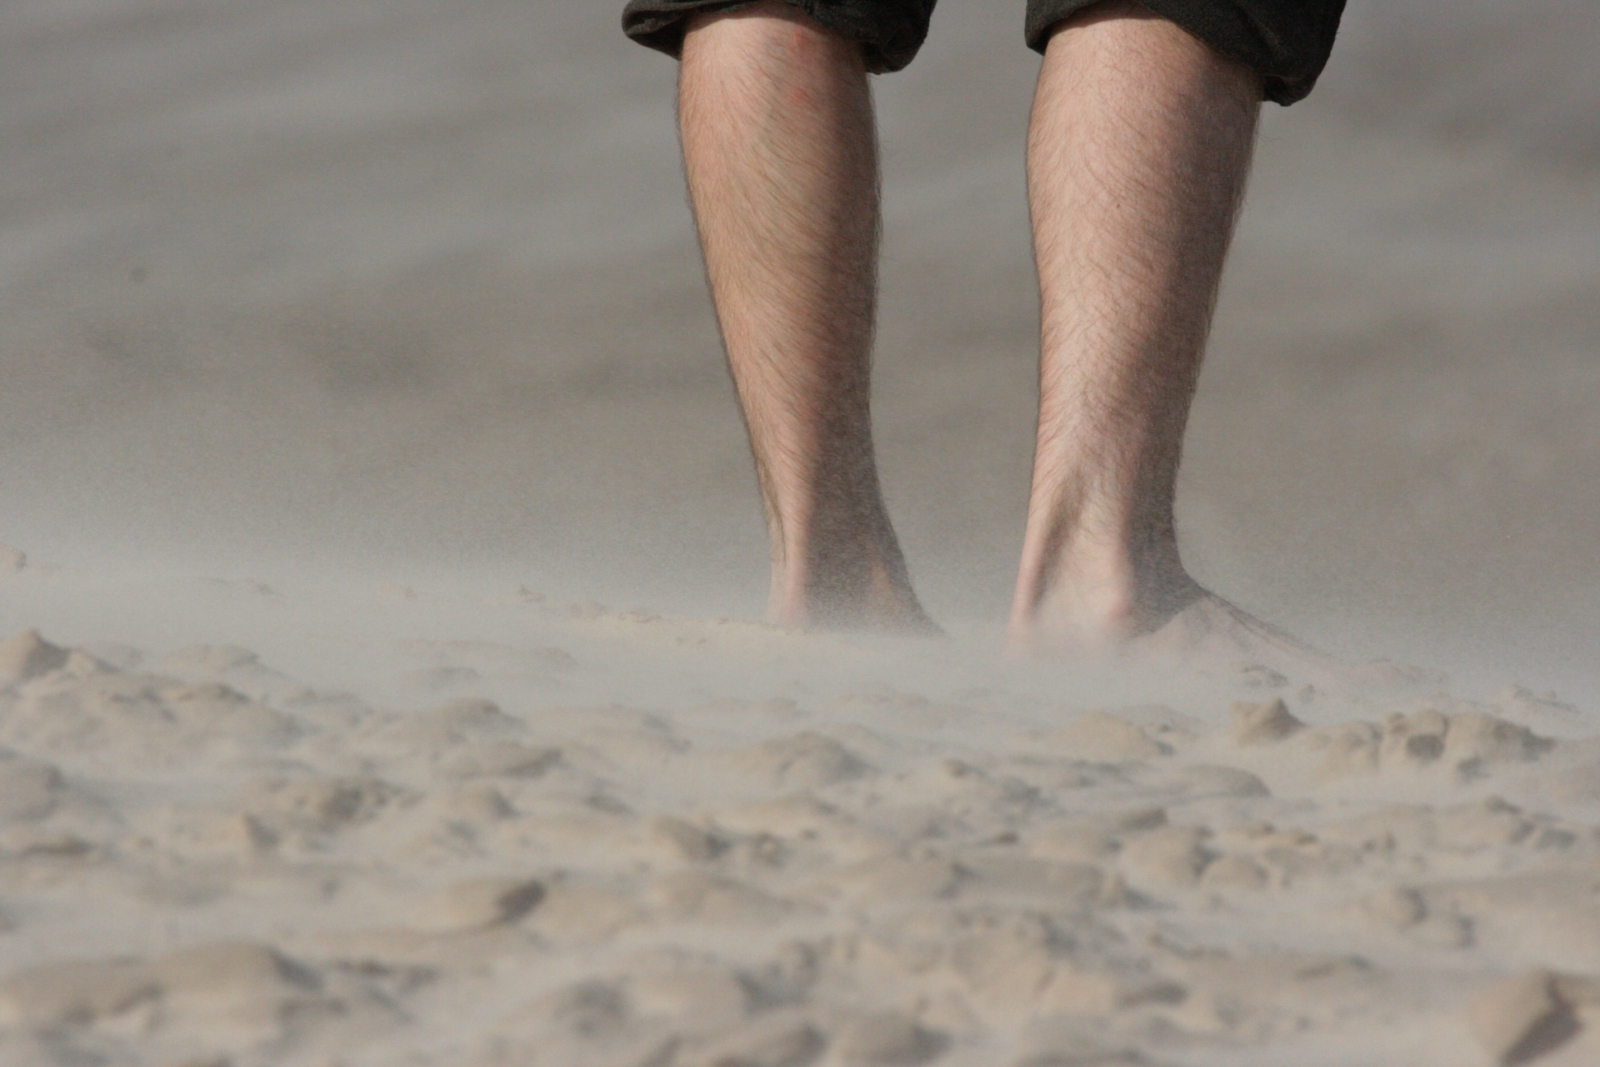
top-left (767, 527), bottom-right (930, 632)
top-left (1010, 536), bottom-right (1199, 644)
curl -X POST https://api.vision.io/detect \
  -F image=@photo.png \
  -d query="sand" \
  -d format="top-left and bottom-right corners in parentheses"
top-left (1, 563), bottom-right (1598, 1066)
top-left (2, 1), bottom-right (1599, 1065)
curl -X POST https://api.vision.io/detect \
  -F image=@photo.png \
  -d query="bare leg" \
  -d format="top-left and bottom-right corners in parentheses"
top-left (679, 2), bottom-right (933, 632)
top-left (1009, 2), bottom-right (1270, 655)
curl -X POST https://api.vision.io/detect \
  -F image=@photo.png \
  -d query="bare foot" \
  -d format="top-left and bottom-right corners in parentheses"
top-left (1138, 593), bottom-right (1442, 689)
top-left (1013, 582), bottom-right (1434, 690)
top-left (1004, 559), bottom-right (1433, 694)
top-left (767, 538), bottom-right (941, 636)
top-left (770, 582), bottom-right (941, 636)
top-left (1008, 546), bottom-right (1207, 653)
top-left (795, 593), bottom-right (941, 636)
top-left (1128, 589), bottom-right (1324, 661)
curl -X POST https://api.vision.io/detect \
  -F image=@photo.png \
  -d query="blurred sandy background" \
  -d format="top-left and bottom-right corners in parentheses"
top-left (2, 0), bottom-right (1596, 693)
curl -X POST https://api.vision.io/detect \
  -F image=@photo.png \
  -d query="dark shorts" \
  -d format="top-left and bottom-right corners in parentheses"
top-left (621, 0), bottom-right (1345, 105)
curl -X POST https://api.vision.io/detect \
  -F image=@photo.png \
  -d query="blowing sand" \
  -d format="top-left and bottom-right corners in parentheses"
top-left (3, 1), bottom-right (1600, 1065)
top-left (1, 559), bottom-right (1598, 1066)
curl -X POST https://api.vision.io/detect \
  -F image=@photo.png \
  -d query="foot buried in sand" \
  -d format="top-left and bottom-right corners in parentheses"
top-left (1124, 589), bottom-right (1434, 689)
top-left (768, 560), bottom-right (941, 637)
top-left (1008, 570), bottom-right (1430, 689)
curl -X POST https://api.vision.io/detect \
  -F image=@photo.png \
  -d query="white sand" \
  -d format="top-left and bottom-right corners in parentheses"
top-left (0, 562), bottom-right (1598, 1066)
top-left (2, 1), bottom-right (1599, 1065)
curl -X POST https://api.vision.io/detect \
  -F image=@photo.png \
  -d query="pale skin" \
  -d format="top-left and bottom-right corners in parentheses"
top-left (680, 0), bottom-right (1295, 656)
